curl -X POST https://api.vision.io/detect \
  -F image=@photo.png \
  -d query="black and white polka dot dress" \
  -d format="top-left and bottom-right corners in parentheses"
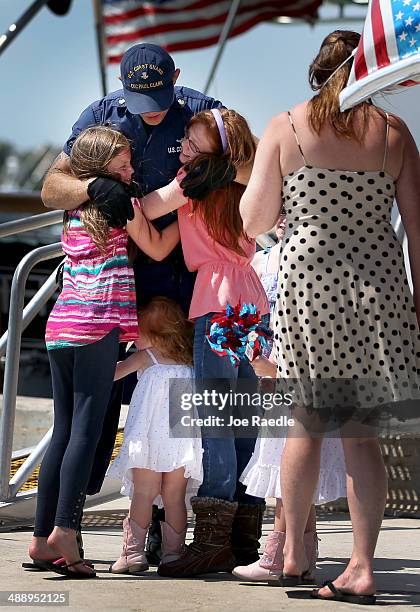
top-left (273, 112), bottom-right (420, 413)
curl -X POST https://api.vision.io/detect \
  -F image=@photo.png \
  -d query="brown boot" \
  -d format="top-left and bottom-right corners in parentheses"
top-left (157, 497), bottom-right (237, 577)
top-left (230, 503), bottom-right (266, 566)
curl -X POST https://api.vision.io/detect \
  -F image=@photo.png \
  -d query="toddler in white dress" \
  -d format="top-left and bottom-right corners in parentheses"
top-left (108, 297), bottom-right (202, 574)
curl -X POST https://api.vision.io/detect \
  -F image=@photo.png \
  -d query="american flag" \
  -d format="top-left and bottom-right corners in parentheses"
top-left (340, 0), bottom-right (420, 111)
top-left (102, 0), bottom-right (321, 64)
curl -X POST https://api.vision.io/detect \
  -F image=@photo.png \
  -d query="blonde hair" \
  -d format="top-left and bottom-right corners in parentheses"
top-left (308, 30), bottom-right (370, 141)
top-left (187, 109), bottom-right (256, 256)
top-left (67, 126), bottom-right (131, 255)
top-left (139, 297), bottom-right (193, 365)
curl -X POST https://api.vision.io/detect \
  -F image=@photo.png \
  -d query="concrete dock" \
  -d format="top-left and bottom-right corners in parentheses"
top-left (1, 498), bottom-right (420, 611)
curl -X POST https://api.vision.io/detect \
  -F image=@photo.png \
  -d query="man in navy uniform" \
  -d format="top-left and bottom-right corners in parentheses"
top-left (41, 43), bottom-right (224, 563)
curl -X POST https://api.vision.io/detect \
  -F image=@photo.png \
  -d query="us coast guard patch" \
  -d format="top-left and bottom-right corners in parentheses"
top-left (168, 143), bottom-right (182, 154)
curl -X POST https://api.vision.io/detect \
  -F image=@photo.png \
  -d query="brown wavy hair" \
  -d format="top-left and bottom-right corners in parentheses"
top-left (308, 30), bottom-right (370, 141)
top-left (67, 126), bottom-right (131, 255)
top-left (139, 297), bottom-right (193, 365)
top-left (187, 109), bottom-right (256, 256)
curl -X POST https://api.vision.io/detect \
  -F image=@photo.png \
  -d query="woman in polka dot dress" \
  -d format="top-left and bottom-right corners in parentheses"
top-left (240, 30), bottom-right (420, 602)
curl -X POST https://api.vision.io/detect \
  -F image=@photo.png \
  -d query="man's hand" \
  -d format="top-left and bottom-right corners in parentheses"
top-left (180, 157), bottom-right (236, 201)
top-left (87, 177), bottom-right (134, 228)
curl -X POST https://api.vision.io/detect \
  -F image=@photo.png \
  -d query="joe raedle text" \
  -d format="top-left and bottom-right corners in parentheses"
top-left (180, 414), bottom-right (295, 428)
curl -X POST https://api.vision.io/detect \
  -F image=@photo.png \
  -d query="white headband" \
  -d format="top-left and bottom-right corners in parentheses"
top-left (210, 108), bottom-right (228, 153)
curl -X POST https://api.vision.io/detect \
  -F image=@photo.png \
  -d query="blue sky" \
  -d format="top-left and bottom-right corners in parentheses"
top-left (0, 0), bottom-right (419, 152)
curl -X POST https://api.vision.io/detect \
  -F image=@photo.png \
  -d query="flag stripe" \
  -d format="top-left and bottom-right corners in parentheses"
top-left (107, 9), bottom-right (305, 61)
top-left (364, 5), bottom-right (379, 74)
top-left (371, 0), bottom-right (390, 68)
top-left (354, 33), bottom-right (369, 80)
top-left (380, 0), bottom-right (399, 62)
top-left (104, 0), bottom-right (298, 22)
top-left (105, 1), bottom-right (310, 34)
top-left (102, 0), bottom-right (321, 62)
top-left (104, 0), bottom-right (235, 24)
top-left (106, 5), bottom-right (304, 45)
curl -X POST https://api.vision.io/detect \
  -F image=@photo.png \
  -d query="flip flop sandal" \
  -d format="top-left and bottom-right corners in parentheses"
top-left (269, 569), bottom-right (313, 587)
top-left (22, 558), bottom-right (66, 571)
top-left (311, 580), bottom-right (376, 605)
top-left (48, 559), bottom-right (97, 579)
top-left (23, 534), bottom-right (87, 571)
top-left (22, 558), bottom-right (94, 572)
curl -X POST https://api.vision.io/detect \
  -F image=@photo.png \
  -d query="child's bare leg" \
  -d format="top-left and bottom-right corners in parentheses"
top-left (160, 468), bottom-right (188, 531)
top-left (274, 499), bottom-right (316, 533)
top-left (130, 469), bottom-right (162, 529)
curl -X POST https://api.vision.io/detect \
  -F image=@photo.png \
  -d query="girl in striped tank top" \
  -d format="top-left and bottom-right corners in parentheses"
top-left (30, 126), bottom-right (180, 578)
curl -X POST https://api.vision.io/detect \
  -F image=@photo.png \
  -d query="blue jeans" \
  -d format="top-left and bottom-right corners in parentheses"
top-left (193, 313), bottom-right (264, 505)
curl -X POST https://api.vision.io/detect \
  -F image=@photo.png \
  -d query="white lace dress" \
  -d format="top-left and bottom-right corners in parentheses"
top-left (108, 349), bottom-right (203, 502)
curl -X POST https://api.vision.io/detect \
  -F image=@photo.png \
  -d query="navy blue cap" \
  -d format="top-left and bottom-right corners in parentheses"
top-left (120, 43), bottom-right (176, 114)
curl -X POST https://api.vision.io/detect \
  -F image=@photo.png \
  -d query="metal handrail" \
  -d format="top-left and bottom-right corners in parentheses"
top-left (0, 242), bottom-right (63, 500)
top-left (0, 210), bottom-right (63, 239)
top-left (9, 427), bottom-right (53, 497)
top-left (0, 267), bottom-right (61, 358)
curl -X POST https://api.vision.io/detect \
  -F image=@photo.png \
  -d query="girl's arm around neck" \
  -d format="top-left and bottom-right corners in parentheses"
top-left (126, 204), bottom-right (180, 261)
top-left (240, 116), bottom-right (284, 238)
top-left (141, 177), bottom-right (188, 221)
top-left (114, 350), bottom-right (150, 381)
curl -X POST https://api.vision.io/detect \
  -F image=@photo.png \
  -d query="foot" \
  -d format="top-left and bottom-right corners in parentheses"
top-left (316, 566), bottom-right (376, 599)
top-left (28, 536), bottom-right (60, 562)
top-left (47, 528), bottom-right (94, 577)
top-left (282, 545), bottom-right (309, 578)
top-left (232, 558), bottom-right (282, 582)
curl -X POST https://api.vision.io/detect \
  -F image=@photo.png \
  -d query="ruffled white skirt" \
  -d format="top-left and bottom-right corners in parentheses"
top-left (240, 436), bottom-right (346, 504)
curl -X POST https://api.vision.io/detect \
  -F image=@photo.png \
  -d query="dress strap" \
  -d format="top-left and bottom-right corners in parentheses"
top-left (145, 348), bottom-right (159, 364)
top-left (381, 112), bottom-right (390, 173)
top-left (287, 111), bottom-right (308, 166)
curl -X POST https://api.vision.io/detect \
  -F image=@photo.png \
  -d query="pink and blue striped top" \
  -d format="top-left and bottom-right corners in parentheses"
top-left (45, 207), bottom-right (139, 350)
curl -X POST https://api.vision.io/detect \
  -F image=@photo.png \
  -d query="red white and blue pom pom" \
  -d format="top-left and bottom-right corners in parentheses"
top-left (206, 303), bottom-right (273, 366)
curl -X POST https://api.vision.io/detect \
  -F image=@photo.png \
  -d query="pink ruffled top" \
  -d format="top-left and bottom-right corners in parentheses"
top-left (174, 172), bottom-right (269, 320)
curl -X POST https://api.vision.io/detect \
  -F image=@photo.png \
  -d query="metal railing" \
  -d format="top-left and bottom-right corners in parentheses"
top-left (0, 211), bottom-right (63, 501)
top-left (0, 210), bottom-right (63, 239)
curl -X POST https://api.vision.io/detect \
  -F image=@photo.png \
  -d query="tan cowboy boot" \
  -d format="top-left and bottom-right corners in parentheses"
top-left (232, 531), bottom-right (286, 582)
top-left (160, 522), bottom-right (187, 564)
top-left (110, 517), bottom-right (149, 575)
